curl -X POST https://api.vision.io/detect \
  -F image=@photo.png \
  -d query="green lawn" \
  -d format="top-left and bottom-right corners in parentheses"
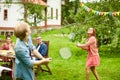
top-left (33, 28), bottom-right (120, 80)
top-left (0, 27), bottom-right (119, 80)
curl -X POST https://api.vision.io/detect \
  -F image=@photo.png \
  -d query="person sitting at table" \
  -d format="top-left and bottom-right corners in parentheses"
top-left (1, 36), bottom-right (14, 50)
top-left (0, 36), bottom-right (14, 66)
top-left (35, 36), bottom-right (47, 60)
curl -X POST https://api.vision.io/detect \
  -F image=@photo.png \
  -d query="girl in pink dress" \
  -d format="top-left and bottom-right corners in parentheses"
top-left (77, 28), bottom-right (100, 80)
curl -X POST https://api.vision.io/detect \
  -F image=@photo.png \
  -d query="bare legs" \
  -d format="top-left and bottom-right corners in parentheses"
top-left (86, 66), bottom-right (99, 80)
top-left (91, 66), bottom-right (99, 80)
top-left (86, 67), bottom-right (90, 80)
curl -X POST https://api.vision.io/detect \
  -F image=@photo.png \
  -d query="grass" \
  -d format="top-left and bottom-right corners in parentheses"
top-left (1, 27), bottom-right (120, 80)
top-left (33, 27), bottom-right (120, 80)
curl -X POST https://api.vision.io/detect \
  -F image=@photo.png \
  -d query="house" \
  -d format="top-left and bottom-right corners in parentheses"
top-left (0, 0), bottom-right (62, 36)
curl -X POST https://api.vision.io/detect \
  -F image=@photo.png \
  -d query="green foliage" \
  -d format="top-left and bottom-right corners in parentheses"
top-left (62, 0), bottom-right (80, 24)
top-left (4, 0), bottom-right (45, 26)
top-left (33, 28), bottom-right (120, 80)
top-left (62, 1), bottom-right (120, 48)
top-left (5, 0), bottom-right (12, 3)
top-left (24, 3), bottom-right (45, 26)
top-left (1, 26), bottom-right (120, 80)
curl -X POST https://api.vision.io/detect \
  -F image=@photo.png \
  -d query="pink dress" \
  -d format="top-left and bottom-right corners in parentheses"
top-left (86, 36), bottom-right (100, 67)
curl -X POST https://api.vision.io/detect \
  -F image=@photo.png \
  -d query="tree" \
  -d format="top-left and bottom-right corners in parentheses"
top-left (62, 0), bottom-right (120, 49)
top-left (24, 3), bottom-right (45, 26)
top-left (4, 0), bottom-right (45, 26)
top-left (62, 0), bottom-right (80, 24)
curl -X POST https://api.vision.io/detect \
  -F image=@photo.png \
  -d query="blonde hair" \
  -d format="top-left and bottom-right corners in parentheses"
top-left (14, 22), bottom-right (29, 40)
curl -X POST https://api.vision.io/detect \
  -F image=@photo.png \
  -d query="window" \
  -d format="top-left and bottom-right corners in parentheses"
top-left (1, 31), bottom-right (5, 35)
top-left (56, 9), bottom-right (58, 19)
top-left (4, 9), bottom-right (8, 20)
top-left (10, 31), bottom-right (14, 36)
top-left (51, 8), bottom-right (53, 19)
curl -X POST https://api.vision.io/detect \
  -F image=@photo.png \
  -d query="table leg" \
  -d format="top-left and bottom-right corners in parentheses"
top-left (12, 58), bottom-right (16, 80)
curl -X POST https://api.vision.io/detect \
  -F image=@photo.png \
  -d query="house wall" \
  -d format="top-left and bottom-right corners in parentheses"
top-left (32, 0), bottom-right (61, 27)
top-left (0, 1), bottom-right (24, 36)
top-left (0, 3), bottom-right (24, 28)
top-left (47, 0), bottom-right (61, 26)
top-left (0, 0), bottom-right (61, 35)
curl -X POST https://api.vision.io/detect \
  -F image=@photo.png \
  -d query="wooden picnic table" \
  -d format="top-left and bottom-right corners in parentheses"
top-left (0, 50), bottom-right (16, 80)
top-left (0, 50), bottom-right (15, 58)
